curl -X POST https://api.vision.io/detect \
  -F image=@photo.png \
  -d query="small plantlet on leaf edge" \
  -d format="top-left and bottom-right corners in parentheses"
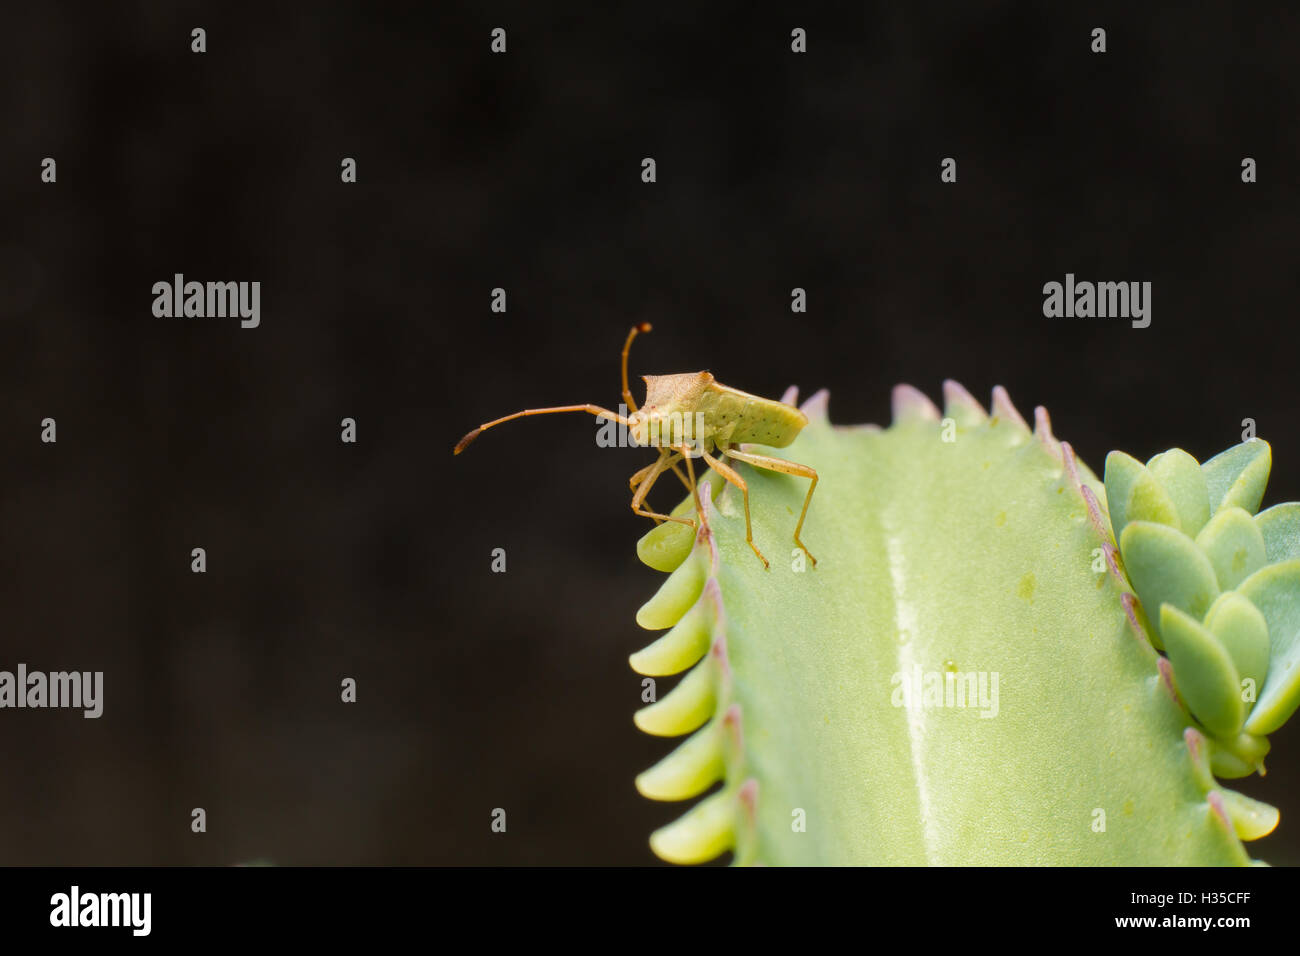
top-left (452, 324), bottom-right (819, 569)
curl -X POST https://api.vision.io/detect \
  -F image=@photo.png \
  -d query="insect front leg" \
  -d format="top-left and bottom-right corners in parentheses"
top-left (702, 449), bottom-right (768, 569)
top-left (723, 445), bottom-right (819, 567)
top-left (630, 453), bottom-right (691, 495)
top-left (628, 459), bottom-right (659, 492)
top-left (671, 442), bottom-right (729, 546)
top-left (671, 444), bottom-right (703, 517)
top-left (630, 450), bottom-right (695, 528)
top-left (629, 451), bottom-right (686, 525)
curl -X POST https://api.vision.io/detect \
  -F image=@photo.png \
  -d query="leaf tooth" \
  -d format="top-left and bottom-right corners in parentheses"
top-left (721, 702), bottom-right (743, 752)
top-left (695, 479), bottom-right (722, 572)
top-left (635, 721), bottom-right (726, 801)
top-left (1060, 440), bottom-right (1084, 492)
top-left (648, 789), bottom-right (736, 864)
top-left (737, 777), bottom-right (758, 822)
top-left (633, 657), bottom-right (718, 736)
top-left (630, 580), bottom-right (718, 676)
top-left (990, 385), bottom-right (1030, 432)
top-left (1101, 541), bottom-right (1125, 584)
top-left (1033, 406), bottom-right (1061, 457)
top-left (1184, 727), bottom-right (1216, 791)
top-left (710, 623), bottom-right (731, 680)
top-left (941, 379), bottom-right (987, 426)
top-left (1120, 592), bottom-right (1154, 649)
top-left (799, 388), bottom-right (830, 422)
top-left (890, 384), bottom-right (940, 424)
top-left (1218, 788), bottom-right (1280, 840)
top-left (1080, 485), bottom-right (1113, 546)
top-left (731, 778), bottom-right (760, 866)
top-left (1206, 790), bottom-right (1236, 835)
top-left (1157, 655), bottom-right (1181, 707)
top-left (779, 385), bottom-right (800, 407)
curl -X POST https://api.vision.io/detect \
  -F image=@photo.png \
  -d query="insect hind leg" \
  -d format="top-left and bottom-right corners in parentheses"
top-left (723, 445), bottom-right (818, 567)
top-left (702, 449), bottom-right (768, 569)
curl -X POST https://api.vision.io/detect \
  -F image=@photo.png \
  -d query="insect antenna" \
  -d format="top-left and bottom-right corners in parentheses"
top-left (453, 403), bottom-right (631, 454)
top-left (622, 322), bottom-right (653, 413)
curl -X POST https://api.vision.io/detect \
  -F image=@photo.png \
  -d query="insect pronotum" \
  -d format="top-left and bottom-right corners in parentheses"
top-left (453, 324), bottom-right (818, 569)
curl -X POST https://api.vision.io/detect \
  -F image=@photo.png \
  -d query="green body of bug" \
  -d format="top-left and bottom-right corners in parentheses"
top-left (632, 372), bottom-right (808, 450)
top-left (453, 325), bottom-right (819, 569)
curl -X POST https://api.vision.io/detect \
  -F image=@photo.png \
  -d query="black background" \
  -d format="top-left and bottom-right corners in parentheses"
top-left (1, 1), bottom-right (1298, 865)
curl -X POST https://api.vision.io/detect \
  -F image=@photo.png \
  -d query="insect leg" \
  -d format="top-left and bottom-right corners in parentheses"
top-left (723, 446), bottom-right (819, 567)
top-left (630, 451), bottom-right (688, 492)
top-left (631, 450), bottom-right (694, 527)
top-left (629, 451), bottom-right (684, 525)
top-left (673, 445), bottom-right (703, 516)
top-left (701, 449), bottom-right (768, 569)
top-left (628, 458), bottom-right (659, 491)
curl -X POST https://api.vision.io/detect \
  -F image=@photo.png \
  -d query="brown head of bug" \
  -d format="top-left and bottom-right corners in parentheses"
top-left (452, 324), bottom-right (820, 570)
top-left (626, 371), bottom-right (715, 450)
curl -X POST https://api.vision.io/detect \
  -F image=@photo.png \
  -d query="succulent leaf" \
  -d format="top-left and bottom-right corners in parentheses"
top-left (1125, 470), bottom-right (1182, 531)
top-left (1147, 448), bottom-right (1211, 536)
top-left (635, 550), bottom-right (707, 630)
top-left (1158, 604), bottom-right (1244, 738)
top-left (1202, 441), bottom-right (1271, 517)
top-left (647, 787), bottom-right (737, 865)
top-left (1202, 592), bottom-right (1270, 701)
top-left (629, 385), bottom-right (1300, 865)
top-left (1238, 560), bottom-right (1300, 736)
top-left (1218, 788), bottom-right (1280, 840)
top-left (1103, 451), bottom-right (1145, 543)
top-left (941, 379), bottom-right (987, 429)
top-left (1119, 521), bottom-right (1220, 649)
top-left (1255, 502), bottom-right (1300, 564)
top-left (1195, 506), bottom-right (1267, 591)
top-left (634, 656), bottom-right (718, 736)
top-left (635, 719), bottom-right (726, 801)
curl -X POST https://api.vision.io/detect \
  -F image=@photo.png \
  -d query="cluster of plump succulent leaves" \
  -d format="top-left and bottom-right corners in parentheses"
top-left (629, 383), bottom-right (1295, 865)
top-left (1105, 444), bottom-right (1300, 786)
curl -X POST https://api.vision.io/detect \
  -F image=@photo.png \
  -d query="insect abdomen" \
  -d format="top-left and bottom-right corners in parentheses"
top-left (703, 385), bottom-right (807, 448)
top-left (734, 402), bottom-right (805, 447)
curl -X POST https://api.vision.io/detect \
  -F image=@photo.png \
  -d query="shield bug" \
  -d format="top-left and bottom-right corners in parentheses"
top-left (453, 324), bottom-right (818, 569)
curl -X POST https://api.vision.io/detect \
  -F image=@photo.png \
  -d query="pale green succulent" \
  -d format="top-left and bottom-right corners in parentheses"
top-left (630, 383), bottom-right (1296, 865)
